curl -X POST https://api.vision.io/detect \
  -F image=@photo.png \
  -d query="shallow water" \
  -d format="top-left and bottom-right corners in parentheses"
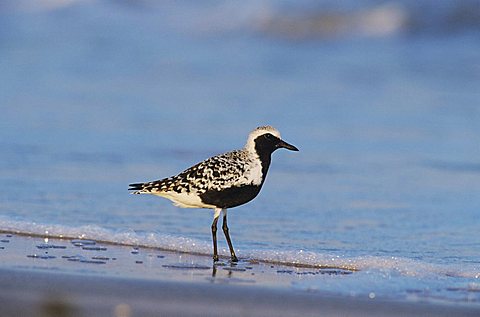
top-left (1, 0), bottom-right (480, 304)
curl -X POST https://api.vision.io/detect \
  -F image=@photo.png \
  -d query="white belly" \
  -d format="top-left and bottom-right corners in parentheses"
top-left (152, 191), bottom-right (216, 209)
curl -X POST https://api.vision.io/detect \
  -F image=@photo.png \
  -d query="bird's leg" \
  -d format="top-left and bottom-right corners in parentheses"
top-left (222, 209), bottom-right (238, 262)
top-left (211, 208), bottom-right (221, 262)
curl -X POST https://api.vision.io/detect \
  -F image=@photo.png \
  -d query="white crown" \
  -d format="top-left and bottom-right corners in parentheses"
top-left (244, 126), bottom-right (281, 152)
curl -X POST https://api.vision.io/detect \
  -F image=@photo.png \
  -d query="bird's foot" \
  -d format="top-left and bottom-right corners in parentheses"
top-left (231, 255), bottom-right (238, 263)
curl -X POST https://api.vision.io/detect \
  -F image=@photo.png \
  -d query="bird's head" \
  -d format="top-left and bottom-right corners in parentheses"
top-left (245, 126), bottom-right (299, 155)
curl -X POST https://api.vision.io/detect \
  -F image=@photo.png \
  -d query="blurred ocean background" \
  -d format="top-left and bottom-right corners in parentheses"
top-left (1, 0), bottom-right (480, 303)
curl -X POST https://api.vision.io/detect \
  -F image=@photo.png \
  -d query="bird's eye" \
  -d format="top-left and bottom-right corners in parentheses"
top-left (265, 133), bottom-right (274, 139)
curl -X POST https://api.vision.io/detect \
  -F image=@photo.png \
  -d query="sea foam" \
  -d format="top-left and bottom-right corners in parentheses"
top-left (1, 217), bottom-right (478, 279)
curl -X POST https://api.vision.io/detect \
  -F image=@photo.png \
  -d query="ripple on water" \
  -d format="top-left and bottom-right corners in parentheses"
top-left (162, 264), bottom-right (211, 270)
top-left (71, 239), bottom-right (97, 247)
top-left (82, 246), bottom-right (107, 251)
top-left (27, 254), bottom-right (56, 259)
top-left (222, 267), bottom-right (247, 272)
top-left (63, 255), bottom-right (107, 264)
top-left (91, 256), bottom-right (110, 261)
top-left (36, 244), bottom-right (67, 249)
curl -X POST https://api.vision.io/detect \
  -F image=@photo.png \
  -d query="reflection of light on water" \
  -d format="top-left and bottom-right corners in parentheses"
top-left (114, 303), bottom-right (132, 317)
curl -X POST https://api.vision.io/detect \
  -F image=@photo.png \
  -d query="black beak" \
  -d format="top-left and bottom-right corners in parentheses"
top-left (276, 139), bottom-right (299, 151)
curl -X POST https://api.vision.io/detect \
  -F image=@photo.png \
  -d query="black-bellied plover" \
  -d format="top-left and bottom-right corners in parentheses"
top-left (129, 126), bottom-right (298, 262)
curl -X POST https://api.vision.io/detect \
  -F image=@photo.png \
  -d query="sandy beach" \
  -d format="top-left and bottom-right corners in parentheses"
top-left (0, 233), bottom-right (478, 317)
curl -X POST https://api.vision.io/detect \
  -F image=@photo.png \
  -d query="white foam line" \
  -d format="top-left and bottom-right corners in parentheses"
top-left (1, 218), bottom-right (479, 278)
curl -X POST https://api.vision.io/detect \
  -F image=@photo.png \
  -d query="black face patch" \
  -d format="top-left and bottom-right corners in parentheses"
top-left (253, 133), bottom-right (281, 181)
top-left (254, 133), bottom-right (281, 154)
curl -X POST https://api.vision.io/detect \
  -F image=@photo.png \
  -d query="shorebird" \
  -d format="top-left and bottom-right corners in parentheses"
top-left (129, 126), bottom-right (298, 262)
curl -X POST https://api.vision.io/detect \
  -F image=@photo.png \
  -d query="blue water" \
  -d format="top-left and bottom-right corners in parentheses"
top-left (1, 0), bottom-right (480, 304)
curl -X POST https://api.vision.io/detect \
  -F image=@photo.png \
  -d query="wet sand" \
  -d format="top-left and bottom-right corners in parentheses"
top-left (0, 233), bottom-right (478, 317)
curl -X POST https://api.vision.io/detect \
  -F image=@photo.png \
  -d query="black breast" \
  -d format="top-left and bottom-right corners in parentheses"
top-left (199, 185), bottom-right (262, 209)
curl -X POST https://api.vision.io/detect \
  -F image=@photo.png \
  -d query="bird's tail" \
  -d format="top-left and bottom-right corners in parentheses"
top-left (129, 177), bottom-right (172, 194)
top-left (128, 182), bottom-right (150, 194)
